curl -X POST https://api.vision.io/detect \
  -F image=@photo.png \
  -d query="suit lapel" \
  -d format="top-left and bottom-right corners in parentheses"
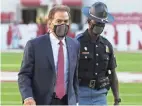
top-left (45, 34), bottom-right (56, 73)
top-left (66, 37), bottom-right (73, 73)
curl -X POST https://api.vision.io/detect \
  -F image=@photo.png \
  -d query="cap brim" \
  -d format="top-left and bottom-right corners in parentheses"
top-left (82, 7), bottom-right (115, 23)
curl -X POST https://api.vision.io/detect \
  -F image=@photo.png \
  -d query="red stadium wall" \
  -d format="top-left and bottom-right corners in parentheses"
top-left (102, 24), bottom-right (142, 51)
top-left (1, 13), bottom-right (142, 51)
top-left (102, 13), bottom-right (142, 51)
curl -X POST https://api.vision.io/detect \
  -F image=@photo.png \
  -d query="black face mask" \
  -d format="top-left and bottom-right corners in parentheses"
top-left (54, 24), bottom-right (69, 38)
top-left (91, 22), bottom-right (105, 35)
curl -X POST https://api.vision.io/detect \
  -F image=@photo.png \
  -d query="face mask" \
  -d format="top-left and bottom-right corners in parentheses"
top-left (53, 24), bottom-right (69, 38)
top-left (91, 22), bottom-right (105, 35)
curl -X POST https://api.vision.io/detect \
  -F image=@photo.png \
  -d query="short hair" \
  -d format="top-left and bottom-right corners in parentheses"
top-left (47, 5), bottom-right (71, 26)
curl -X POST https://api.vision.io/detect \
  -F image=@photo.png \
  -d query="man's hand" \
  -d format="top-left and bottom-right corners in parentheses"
top-left (24, 98), bottom-right (36, 106)
top-left (114, 101), bottom-right (119, 106)
top-left (114, 98), bottom-right (121, 106)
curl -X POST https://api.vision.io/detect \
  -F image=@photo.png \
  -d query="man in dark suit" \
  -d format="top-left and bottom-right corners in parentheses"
top-left (18, 5), bottom-right (80, 105)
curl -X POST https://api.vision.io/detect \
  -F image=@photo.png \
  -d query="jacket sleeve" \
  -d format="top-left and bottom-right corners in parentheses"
top-left (18, 40), bottom-right (34, 101)
top-left (73, 42), bottom-right (80, 103)
top-left (73, 58), bottom-right (79, 103)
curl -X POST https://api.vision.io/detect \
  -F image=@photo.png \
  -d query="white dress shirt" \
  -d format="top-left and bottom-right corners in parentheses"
top-left (49, 33), bottom-right (69, 93)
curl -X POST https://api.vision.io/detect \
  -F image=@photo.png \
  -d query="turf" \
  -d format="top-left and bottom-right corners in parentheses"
top-left (1, 52), bottom-right (142, 72)
top-left (116, 52), bottom-right (142, 72)
top-left (1, 82), bottom-right (142, 105)
top-left (1, 53), bottom-right (23, 71)
top-left (1, 52), bottom-right (142, 105)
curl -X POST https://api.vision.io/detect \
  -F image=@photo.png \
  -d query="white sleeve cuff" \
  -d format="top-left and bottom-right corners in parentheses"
top-left (24, 97), bottom-right (33, 101)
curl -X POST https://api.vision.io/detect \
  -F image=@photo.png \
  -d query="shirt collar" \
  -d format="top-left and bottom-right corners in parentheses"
top-left (82, 29), bottom-right (104, 44)
top-left (49, 33), bottom-right (66, 45)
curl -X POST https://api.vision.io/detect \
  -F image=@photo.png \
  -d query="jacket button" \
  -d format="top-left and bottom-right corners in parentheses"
top-left (96, 54), bottom-right (99, 56)
top-left (93, 72), bottom-right (98, 76)
top-left (96, 63), bottom-right (99, 66)
top-left (96, 45), bottom-right (98, 47)
top-left (108, 70), bottom-right (111, 74)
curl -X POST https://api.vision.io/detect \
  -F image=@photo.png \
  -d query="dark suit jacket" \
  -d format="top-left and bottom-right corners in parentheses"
top-left (18, 33), bottom-right (80, 105)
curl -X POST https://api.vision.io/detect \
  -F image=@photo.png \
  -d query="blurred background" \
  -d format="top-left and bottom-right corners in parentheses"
top-left (0, 0), bottom-right (142, 105)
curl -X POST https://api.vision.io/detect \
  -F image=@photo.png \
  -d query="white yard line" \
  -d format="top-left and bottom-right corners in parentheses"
top-left (117, 72), bottom-right (142, 83)
top-left (1, 49), bottom-right (23, 53)
top-left (1, 72), bottom-right (142, 83)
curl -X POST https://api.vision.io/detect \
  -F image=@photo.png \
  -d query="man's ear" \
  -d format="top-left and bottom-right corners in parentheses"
top-left (48, 20), bottom-right (52, 28)
top-left (87, 19), bottom-right (91, 23)
top-left (49, 20), bottom-right (55, 30)
top-left (87, 19), bottom-right (92, 29)
top-left (48, 20), bottom-right (51, 25)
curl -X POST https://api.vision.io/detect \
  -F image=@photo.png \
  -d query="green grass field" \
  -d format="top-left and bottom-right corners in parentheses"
top-left (1, 82), bottom-right (142, 105)
top-left (1, 52), bottom-right (142, 105)
top-left (1, 52), bottom-right (142, 72)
